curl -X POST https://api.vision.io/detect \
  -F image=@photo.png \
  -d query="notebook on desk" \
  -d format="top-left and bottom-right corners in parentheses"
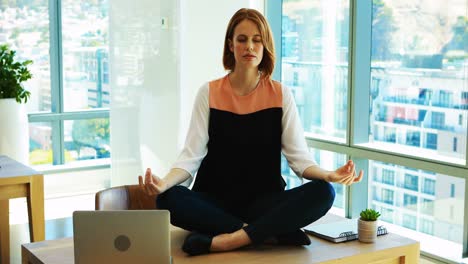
top-left (73, 210), bottom-right (171, 264)
top-left (303, 218), bottom-right (387, 243)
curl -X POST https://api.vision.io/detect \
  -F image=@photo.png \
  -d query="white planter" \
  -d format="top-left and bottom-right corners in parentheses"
top-left (358, 218), bottom-right (377, 243)
top-left (0, 98), bottom-right (29, 165)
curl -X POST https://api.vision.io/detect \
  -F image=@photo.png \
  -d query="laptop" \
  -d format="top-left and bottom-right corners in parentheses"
top-left (73, 210), bottom-right (171, 264)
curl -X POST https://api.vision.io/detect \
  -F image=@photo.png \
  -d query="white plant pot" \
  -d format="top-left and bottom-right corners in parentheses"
top-left (0, 98), bottom-right (29, 165)
top-left (358, 218), bottom-right (378, 243)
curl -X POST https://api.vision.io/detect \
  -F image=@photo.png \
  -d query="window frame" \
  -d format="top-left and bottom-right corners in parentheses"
top-left (27, 0), bottom-right (110, 166)
top-left (266, 0), bottom-right (468, 259)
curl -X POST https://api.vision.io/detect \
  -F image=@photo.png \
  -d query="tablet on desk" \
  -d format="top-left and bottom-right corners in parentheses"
top-left (73, 210), bottom-right (171, 264)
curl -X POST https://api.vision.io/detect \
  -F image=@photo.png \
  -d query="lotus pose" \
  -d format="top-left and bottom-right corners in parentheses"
top-left (139, 8), bottom-right (363, 256)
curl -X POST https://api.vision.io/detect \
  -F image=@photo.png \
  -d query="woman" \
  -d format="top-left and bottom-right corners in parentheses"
top-left (138, 8), bottom-right (363, 255)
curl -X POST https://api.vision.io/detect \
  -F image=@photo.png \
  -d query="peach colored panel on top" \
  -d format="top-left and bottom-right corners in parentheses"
top-left (209, 75), bottom-right (283, 115)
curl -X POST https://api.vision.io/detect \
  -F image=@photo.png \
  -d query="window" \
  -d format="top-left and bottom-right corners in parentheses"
top-left (382, 189), bottom-right (394, 205)
top-left (420, 219), bottom-right (434, 235)
top-left (421, 198), bottom-right (434, 216)
top-left (281, 149), bottom-right (346, 213)
top-left (272, 0), bottom-right (468, 261)
top-left (29, 122), bottom-right (53, 165)
top-left (422, 178), bottom-right (436, 195)
top-left (403, 173), bottom-right (419, 191)
top-left (306, 149), bottom-right (347, 213)
top-left (382, 168), bottom-right (395, 185)
top-left (432, 112), bottom-right (445, 129)
top-left (451, 184), bottom-right (456, 198)
top-left (405, 130), bottom-right (420, 147)
top-left (425, 133), bottom-right (437, 150)
top-left (380, 207), bottom-right (394, 223)
top-left (462, 92), bottom-right (468, 110)
top-left (403, 194), bottom-right (418, 210)
top-left (402, 214), bottom-right (417, 230)
top-left (367, 0), bottom-right (467, 165)
top-left (1, 0), bottom-right (111, 165)
top-left (281, 0), bottom-right (350, 143)
top-left (1, 0), bottom-right (51, 113)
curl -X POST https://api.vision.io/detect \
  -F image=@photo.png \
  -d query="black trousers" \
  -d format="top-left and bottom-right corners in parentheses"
top-left (156, 180), bottom-right (335, 244)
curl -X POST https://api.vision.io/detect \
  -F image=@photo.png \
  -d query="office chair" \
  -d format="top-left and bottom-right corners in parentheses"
top-left (95, 185), bottom-right (156, 210)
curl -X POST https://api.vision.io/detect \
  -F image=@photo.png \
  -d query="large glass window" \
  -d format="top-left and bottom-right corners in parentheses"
top-left (282, 0), bottom-right (350, 143)
top-left (275, 0), bottom-right (468, 262)
top-left (369, 160), bottom-right (465, 260)
top-left (29, 122), bottom-right (53, 165)
top-left (309, 149), bottom-right (346, 213)
top-left (368, 0), bottom-right (468, 165)
top-left (61, 0), bottom-right (109, 112)
top-left (2, 0), bottom-right (111, 165)
top-left (1, 0), bottom-right (51, 113)
top-left (281, 149), bottom-right (346, 215)
top-left (64, 118), bottom-right (110, 162)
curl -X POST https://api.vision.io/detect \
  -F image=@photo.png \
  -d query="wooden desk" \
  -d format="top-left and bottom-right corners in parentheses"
top-left (22, 216), bottom-right (420, 264)
top-left (0, 155), bottom-right (45, 264)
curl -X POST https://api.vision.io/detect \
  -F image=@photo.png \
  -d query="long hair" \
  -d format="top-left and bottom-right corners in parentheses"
top-left (222, 8), bottom-right (275, 80)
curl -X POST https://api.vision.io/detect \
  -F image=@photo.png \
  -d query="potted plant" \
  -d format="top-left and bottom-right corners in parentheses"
top-left (358, 208), bottom-right (381, 243)
top-left (0, 44), bottom-right (33, 164)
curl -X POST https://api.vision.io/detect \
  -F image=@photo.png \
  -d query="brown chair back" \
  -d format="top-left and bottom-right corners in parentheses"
top-left (95, 184), bottom-right (156, 210)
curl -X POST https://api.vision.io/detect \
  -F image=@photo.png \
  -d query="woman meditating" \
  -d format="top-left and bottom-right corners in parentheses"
top-left (138, 8), bottom-right (363, 256)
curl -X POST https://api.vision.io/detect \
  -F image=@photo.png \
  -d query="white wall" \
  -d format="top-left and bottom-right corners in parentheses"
top-left (110, 0), bottom-right (264, 185)
top-left (178, 0), bottom-right (263, 149)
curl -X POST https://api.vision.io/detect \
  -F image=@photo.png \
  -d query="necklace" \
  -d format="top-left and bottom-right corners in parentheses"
top-left (229, 71), bottom-right (261, 96)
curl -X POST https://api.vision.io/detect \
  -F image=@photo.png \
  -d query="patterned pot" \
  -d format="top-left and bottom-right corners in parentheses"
top-left (358, 218), bottom-right (377, 243)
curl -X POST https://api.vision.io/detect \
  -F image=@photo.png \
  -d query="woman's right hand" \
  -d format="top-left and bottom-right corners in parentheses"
top-left (138, 168), bottom-right (168, 196)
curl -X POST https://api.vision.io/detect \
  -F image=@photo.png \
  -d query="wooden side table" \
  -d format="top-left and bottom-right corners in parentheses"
top-left (0, 155), bottom-right (45, 264)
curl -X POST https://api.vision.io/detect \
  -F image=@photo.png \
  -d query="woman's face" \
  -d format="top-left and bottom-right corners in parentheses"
top-left (229, 19), bottom-right (264, 71)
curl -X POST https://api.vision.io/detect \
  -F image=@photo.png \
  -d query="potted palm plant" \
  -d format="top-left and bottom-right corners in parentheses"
top-left (358, 208), bottom-right (381, 243)
top-left (0, 44), bottom-right (33, 164)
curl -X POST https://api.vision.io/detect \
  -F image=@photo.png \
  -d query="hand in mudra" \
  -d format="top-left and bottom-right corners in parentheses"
top-left (327, 160), bottom-right (363, 186)
top-left (138, 168), bottom-right (168, 196)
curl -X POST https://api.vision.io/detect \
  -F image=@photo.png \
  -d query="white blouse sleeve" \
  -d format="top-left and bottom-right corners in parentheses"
top-left (171, 83), bottom-right (210, 177)
top-left (281, 85), bottom-right (318, 177)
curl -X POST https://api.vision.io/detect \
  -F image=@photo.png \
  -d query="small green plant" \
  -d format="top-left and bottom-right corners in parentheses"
top-left (360, 208), bottom-right (381, 221)
top-left (0, 44), bottom-right (33, 103)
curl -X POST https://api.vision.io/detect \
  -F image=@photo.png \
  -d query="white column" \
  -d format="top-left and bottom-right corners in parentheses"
top-left (110, 0), bottom-right (262, 186)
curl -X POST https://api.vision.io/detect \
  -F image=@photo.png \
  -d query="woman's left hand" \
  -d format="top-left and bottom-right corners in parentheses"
top-left (327, 160), bottom-right (363, 185)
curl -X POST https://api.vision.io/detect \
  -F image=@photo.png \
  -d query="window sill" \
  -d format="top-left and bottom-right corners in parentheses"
top-left (33, 158), bottom-right (111, 174)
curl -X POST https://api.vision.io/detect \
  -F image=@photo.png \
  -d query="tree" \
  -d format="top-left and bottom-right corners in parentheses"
top-left (441, 16), bottom-right (468, 53)
top-left (372, 0), bottom-right (397, 61)
top-left (72, 118), bottom-right (110, 159)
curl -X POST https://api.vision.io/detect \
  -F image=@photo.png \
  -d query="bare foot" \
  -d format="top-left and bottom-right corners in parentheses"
top-left (210, 229), bottom-right (252, 252)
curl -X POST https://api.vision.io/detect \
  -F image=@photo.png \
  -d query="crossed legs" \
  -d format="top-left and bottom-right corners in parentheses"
top-left (157, 180), bottom-right (335, 255)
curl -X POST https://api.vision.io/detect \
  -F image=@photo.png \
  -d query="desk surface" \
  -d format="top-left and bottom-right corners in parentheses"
top-left (22, 214), bottom-right (420, 264)
top-left (0, 155), bottom-right (39, 178)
